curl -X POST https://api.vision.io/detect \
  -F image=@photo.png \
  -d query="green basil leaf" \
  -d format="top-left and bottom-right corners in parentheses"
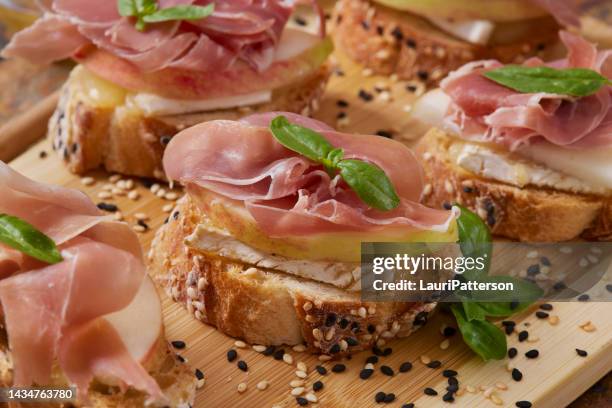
top-left (461, 301), bottom-right (486, 321)
top-left (0, 214), bottom-right (62, 264)
top-left (326, 148), bottom-right (344, 168)
top-left (484, 66), bottom-right (612, 97)
top-left (143, 3), bottom-right (215, 23)
top-left (117, 0), bottom-right (136, 16)
top-left (452, 304), bottom-right (507, 361)
top-left (337, 159), bottom-right (400, 211)
top-left (135, 0), bottom-right (156, 14)
top-left (270, 116), bottom-right (334, 163)
top-left (454, 204), bottom-right (491, 280)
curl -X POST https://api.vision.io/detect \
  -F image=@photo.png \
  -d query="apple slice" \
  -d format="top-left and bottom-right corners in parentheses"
top-left (190, 188), bottom-right (457, 263)
top-left (75, 28), bottom-right (333, 100)
top-left (103, 276), bottom-right (162, 365)
top-left (372, 0), bottom-right (549, 22)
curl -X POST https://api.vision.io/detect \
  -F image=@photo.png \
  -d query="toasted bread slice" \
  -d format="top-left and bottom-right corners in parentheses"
top-left (0, 323), bottom-right (196, 407)
top-left (416, 128), bottom-right (612, 241)
top-left (148, 195), bottom-right (436, 355)
top-left (48, 64), bottom-right (330, 180)
top-left (331, 0), bottom-right (561, 84)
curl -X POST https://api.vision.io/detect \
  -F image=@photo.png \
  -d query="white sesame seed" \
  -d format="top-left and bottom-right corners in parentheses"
top-left (362, 68), bottom-right (373, 77)
top-left (150, 183), bottom-right (161, 193)
top-left (381, 331), bottom-right (394, 339)
top-left (559, 246), bottom-right (573, 254)
top-left (234, 340), bottom-right (247, 349)
top-left (111, 188), bottom-right (126, 196)
top-left (375, 49), bottom-right (390, 60)
top-left (253, 345), bottom-right (266, 353)
top-left (283, 353), bottom-right (294, 365)
top-left (483, 387), bottom-right (494, 398)
top-left (368, 306), bottom-right (376, 315)
top-left (466, 385), bottom-right (476, 393)
top-left (196, 378), bottom-right (205, 389)
top-left (579, 258), bottom-right (589, 268)
top-left (358, 307), bottom-right (367, 318)
top-left (237, 382), bottom-right (247, 393)
top-left (303, 302), bottom-right (313, 312)
top-left (495, 382), bottom-right (508, 390)
top-left (195, 310), bottom-right (203, 320)
top-left (444, 180), bottom-right (454, 194)
top-left (526, 250), bottom-right (539, 259)
top-left (133, 225), bottom-right (146, 233)
top-left (422, 152), bottom-right (432, 161)
top-left (376, 339), bottom-right (386, 347)
top-left (127, 190), bottom-right (140, 200)
top-left (549, 315), bottom-right (560, 325)
top-left (297, 362), bottom-right (307, 373)
top-left (134, 213), bottom-right (149, 221)
top-left (109, 174), bottom-right (121, 183)
top-left (580, 321), bottom-right (597, 332)
top-left (156, 188), bottom-right (167, 198)
top-left (162, 204), bottom-right (174, 213)
top-left (339, 339), bottom-right (348, 351)
top-left (423, 184), bottom-right (433, 196)
top-left (97, 191), bottom-right (112, 199)
top-left (491, 393), bottom-right (503, 405)
top-left (295, 370), bottom-right (307, 379)
top-left (291, 387), bottom-right (305, 396)
top-left (290, 380), bottom-right (305, 388)
top-left (305, 393), bottom-right (318, 403)
top-left (591, 247), bottom-right (602, 254)
top-left (113, 212), bottom-right (124, 221)
top-left (318, 355), bottom-right (332, 362)
top-left (420, 355), bottom-right (431, 365)
top-left (197, 277), bottom-right (206, 291)
top-left (440, 339), bottom-right (450, 350)
top-left (193, 301), bottom-right (205, 312)
top-left (527, 336), bottom-right (540, 343)
top-left (305, 314), bottom-right (316, 323)
top-left (124, 179), bottom-right (134, 190)
top-left (256, 380), bottom-right (269, 391)
top-left (364, 363), bottom-right (374, 370)
top-left (312, 329), bottom-right (322, 341)
top-left (402, 104), bottom-right (413, 113)
top-left (587, 254), bottom-right (599, 264)
top-left (165, 192), bottom-right (179, 201)
top-left (292, 344), bottom-right (306, 353)
top-left (325, 327), bottom-right (335, 341)
top-left (81, 177), bottom-right (95, 186)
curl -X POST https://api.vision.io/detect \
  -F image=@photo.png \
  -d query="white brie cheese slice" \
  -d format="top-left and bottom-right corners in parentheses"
top-left (427, 18), bottom-right (495, 45)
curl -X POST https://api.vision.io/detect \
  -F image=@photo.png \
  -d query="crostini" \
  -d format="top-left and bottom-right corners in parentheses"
top-left (413, 31), bottom-right (612, 241)
top-left (332, 0), bottom-right (580, 84)
top-left (2, 0), bottom-right (332, 179)
top-left (0, 161), bottom-right (196, 407)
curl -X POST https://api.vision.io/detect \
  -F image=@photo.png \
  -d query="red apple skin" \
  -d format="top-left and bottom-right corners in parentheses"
top-left (73, 37), bottom-right (333, 100)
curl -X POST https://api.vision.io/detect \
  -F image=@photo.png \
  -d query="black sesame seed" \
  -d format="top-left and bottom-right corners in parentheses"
top-left (296, 396), bottom-right (309, 406)
top-left (399, 362), bottom-right (412, 373)
top-left (376, 25), bottom-right (384, 35)
top-left (512, 368), bottom-right (523, 382)
top-left (375, 392), bottom-right (386, 403)
top-left (413, 311), bottom-right (429, 326)
top-left (331, 364), bottom-right (346, 373)
top-left (336, 99), bottom-right (349, 108)
top-left (502, 320), bottom-right (516, 327)
top-left (366, 355), bottom-right (379, 365)
top-left (508, 347), bottom-right (518, 359)
top-left (237, 360), bottom-right (248, 371)
top-left (172, 211), bottom-right (180, 220)
top-left (384, 393), bottom-right (396, 403)
top-left (424, 387), bottom-right (438, 396)
top-left (160, 135), bottom-right (172, 146)
top-left (313, 380), bottom-right (324, 392)
top-left (273, 349), bottom-right (285, 360)
top-left (463, 186), bottom-right (474, 193)
top-left (176, 354), bottom-right (185, 363)
top-left (406, 84), bottom-right (417, 92)
top-left (540, 303), bottom-right (553, 311)
top-left (406, 38), bottom-right (417, 48)
top-left (358, 89), bottom-right (374, 102)
top-left (516, 401), bottom-right (532, 408)
top-left (351, 322), bottom-right (361, 332)
top-left (383, 347), bottom-right (393, 356)
top-left (540, 256), bottom-right (551, 266)
top-left (447, 377), bottom-right (458, 386)
top-left (263, 345), bottom-right (275, 356)
top-left (402, 404), bottom-right (415, 408)
top-left (315, 365), bottom-right (327, 375)
top-left (576, 348), bottom-right (588, 357)
top-left (137, 219), bottom-right (149, 230)
top-left (505, 325), bottom-right (515, 335)
top-left (39, 150), bottom-right (48, 159)
top-left (527, 264), bottom-right (540, 276)
top-left (606, 284), bottom-right (612, 293)
top-left (536, 311), bottom-right (549, 319)
top-left (97, 202), bottom-right (118, 212)
top-left (553, 281), bottom-right (567, 291)
top-left (442, 369), bottom-right (457, 377)
top-left (487, 213), bottom-right (496, 226)
top-left (375, 130), bottom-right (393, 138)
top-left (339, 318), bottom-right (350, 329)
top-left (391, 26), bottom-right (403, 41)
top-left (367, 324), bottom-right (376, 334)
top-left (336, 111), bottom-right (346, 120)
top-left (442, 391), bottom-right (455, 402)
top-left (525, 349), bottom-right (539, 359)
top-left (417, 70), bottom-right (429, 81)
top-left (518, 330), bottom-right (529, 342)
top-left (380, 365), bottom-right (394, 376)
top-left (426, 360), bottom-right (441, 369)
top-left (442, 326), bottom-right (457, 337)
top-left (578, 294), bottom-right (590, 302)
top-left (325, 313), bottom-right (337, 327)
top-left (443, 202), bottom-right (452, 210)
top-left (171, 340), bottom-right (186, 349)
top-left (194, 368), bottom-right (204, 380)
top-left (360, 368), bottom-right (374, 380)
top-left (329, 344), bottom-right (341, 354)
top-left (346, 337), bottom-right (359, 347)
top-left (294, 16), bottom-right (307, 26)
top-left (226, 349), bottom-right (237, 362)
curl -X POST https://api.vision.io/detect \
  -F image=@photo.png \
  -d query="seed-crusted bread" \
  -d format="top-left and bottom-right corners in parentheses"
top-left (48, 64), bottom-right (330, 180)
top-left (416, 128), bottom-right (612, 242)
top-left (148, 195), bottom-right (436, 356)
top-left (0, 326), bottom-right (197, 407)
top-left (331, 0), bottom-right (561, 84)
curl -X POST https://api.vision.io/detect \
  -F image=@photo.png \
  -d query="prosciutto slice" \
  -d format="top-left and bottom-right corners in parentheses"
top-left (529, 0), bottom-right (581, 27)
top-left (441, 31), bottom-right (612, 150)
top-left (0, 162), bottom-right (164, 403)
top-left (164, 113), bottom-right (456, 236)
top-left (2, 0), bottom-right (323, 73)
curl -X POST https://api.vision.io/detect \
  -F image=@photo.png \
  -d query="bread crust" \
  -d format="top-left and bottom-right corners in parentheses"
top-left (49, 64), bottom-right (330, 179)
top-left (332, 0), bottom-right (560, 84)
top-left (148, 195), bottom-right (436, 355)
top-left (416, 128), bottom-right (612, 241)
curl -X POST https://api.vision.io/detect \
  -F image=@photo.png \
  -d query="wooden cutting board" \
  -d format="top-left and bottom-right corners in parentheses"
top-left (6, 29), bottom-right (612, 408)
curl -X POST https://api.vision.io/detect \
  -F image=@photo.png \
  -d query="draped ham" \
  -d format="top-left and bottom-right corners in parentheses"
top-left (0, 162), bottom-right (164, 404)
top-left (2, 0), bottom-right (325, 73)
top-left (441, 31), bottom-right (612, 150)
top-left (529, 0), bottom-right (580, 27)
top-left (164, 113), bottom-right (455, 236)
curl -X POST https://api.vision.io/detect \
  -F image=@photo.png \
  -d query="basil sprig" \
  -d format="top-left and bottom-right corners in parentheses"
top-left (269, 116), bottom-right (400, 211)
top-left (118, 0), bottom-right (214, 31)
top-left (484, 65), bottom-right (612, 97)
top-left (0, 214), bottom-right (62, 264)
top-left (451, 205), bottom-right (543, 360)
